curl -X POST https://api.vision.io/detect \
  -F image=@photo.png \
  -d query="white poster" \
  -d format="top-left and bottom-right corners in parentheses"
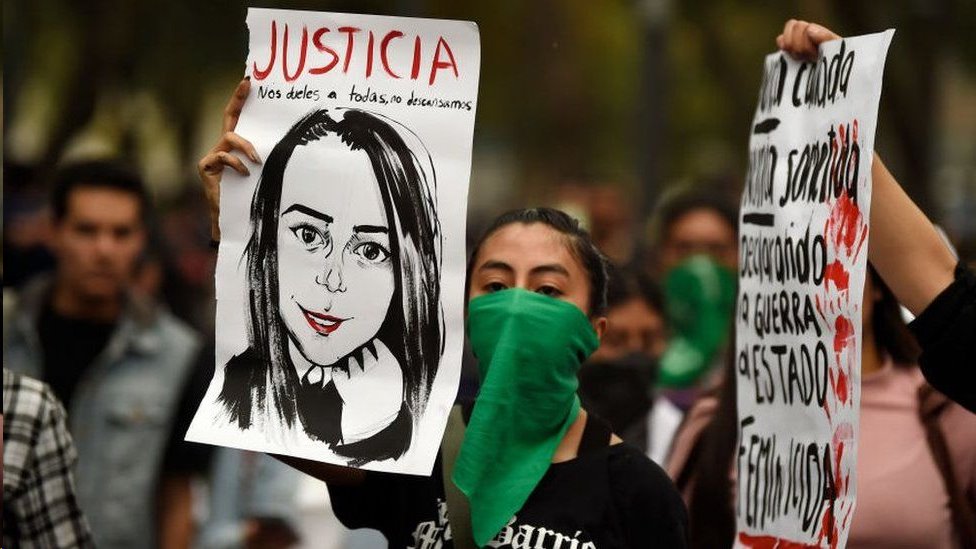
top-left (734, 31), bottom-right (893, 547)
top-left (187, 8), bottom-right (480, 475)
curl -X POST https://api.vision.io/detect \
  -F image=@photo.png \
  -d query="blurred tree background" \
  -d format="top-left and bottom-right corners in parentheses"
top-left (4, 0), bottom-right (976, 264)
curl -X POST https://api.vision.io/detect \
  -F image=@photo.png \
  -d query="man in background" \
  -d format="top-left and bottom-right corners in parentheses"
top-left (3, 160), bottom-right (206, 548)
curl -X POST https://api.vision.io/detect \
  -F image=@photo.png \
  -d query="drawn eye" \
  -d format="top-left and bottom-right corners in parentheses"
top-left (291, 225), bottom-right (328, 251)
top-left (353, 241), bottom-right (391, 264)
top-left (484, 281), bottom-right (507, 293)
top-left (536, 285), bottom-right (562, 297)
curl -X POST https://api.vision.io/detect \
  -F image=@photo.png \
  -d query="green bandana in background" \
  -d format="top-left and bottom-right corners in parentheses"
top-left (658, 255), bottom-right (737, 388)
top-left (454, 288), bottom-right (599, 547)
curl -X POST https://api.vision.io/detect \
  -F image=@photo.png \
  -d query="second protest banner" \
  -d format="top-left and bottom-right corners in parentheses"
top-left (735, 30), bottom-right (893, 547)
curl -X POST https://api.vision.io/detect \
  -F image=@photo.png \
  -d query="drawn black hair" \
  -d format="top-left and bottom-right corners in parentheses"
top-left (465, 207), bottom-right (609, 317)
top-left (218, 108), bottom-right (442, 461)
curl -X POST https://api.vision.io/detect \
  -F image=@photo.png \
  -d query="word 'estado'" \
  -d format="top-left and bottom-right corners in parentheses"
top-left (737, 419), bottom-right (839, 543)
top-left (252, 21), bottom-right (459, 86)
top-left (737, 341), bottom-right (829, 407)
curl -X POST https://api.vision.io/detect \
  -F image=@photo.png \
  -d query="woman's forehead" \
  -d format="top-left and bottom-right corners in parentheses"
top-left (475, 223), bottom-right (582, 276)
top-left (280, 138), bottom-right (386, 225)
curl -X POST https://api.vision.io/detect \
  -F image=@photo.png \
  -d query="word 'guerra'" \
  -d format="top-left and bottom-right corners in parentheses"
top-left (252, 21), bottom-right (460, 86)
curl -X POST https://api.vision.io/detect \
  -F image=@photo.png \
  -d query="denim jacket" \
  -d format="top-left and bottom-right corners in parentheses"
top-left (196, 448), bottom-right (302, 549)
top-left (3, 276), bottom-right (201, 549)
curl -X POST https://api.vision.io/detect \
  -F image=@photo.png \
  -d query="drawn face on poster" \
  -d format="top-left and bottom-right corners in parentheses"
top-left (187, 8), bottom-right (480, 475)
top-left (216, 108), bottom-right (443, 466)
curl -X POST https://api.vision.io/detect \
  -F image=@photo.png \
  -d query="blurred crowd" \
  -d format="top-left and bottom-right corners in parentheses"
top-left (2, 152), bottom-right (748, 548)
top-left (7, 151), bottom-right (972, 548)
top-left (3, 6), bottom-right (976, 549)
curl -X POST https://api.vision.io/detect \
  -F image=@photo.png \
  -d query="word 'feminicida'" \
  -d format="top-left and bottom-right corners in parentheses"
top-left (737, 418), bottom-right (839, 542)
top-left (252, 21), bottom-right (460, 86)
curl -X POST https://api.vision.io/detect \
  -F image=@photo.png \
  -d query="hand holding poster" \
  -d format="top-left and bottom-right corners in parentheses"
top-left (186, 8), bottom-right (480, 475)
top-left (735, 31), bottom-right (893, 547)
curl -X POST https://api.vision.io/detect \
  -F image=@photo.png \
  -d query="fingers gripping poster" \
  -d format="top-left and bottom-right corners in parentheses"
top-left (186, 8), bottom-right (480, 475)
top-left (734, 31), bottom-right (893, 547)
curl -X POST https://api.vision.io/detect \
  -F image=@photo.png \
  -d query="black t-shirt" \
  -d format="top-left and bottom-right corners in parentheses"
top-left (38, 305), bottom-right (115, 409)
top-left (329, 414), bottom-right (688, 548)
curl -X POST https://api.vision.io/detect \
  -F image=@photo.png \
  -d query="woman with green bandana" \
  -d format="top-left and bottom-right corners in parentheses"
top-left (324, 208), bottom-right (688, 548)
top-left (202, 80), bottom-right (687, 548)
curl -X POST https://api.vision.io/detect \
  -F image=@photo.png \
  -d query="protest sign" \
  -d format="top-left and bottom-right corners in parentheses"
top-left (187, 8), bottom-right (480, 475)
top-left (734, 31), bottom-right (893, 547)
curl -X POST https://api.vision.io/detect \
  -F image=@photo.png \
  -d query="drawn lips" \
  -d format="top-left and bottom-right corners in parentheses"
top-left (301, 307), bottom-right (347, 335)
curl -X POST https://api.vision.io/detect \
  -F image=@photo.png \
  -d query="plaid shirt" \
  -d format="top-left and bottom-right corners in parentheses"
top-left (3, 368), bottom-right (94, 548)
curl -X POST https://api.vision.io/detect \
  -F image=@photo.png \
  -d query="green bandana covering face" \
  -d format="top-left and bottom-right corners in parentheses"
top-left (453, 288), bottom-right (599, 547)
top-left (658, 254), bottom-right (736, 388)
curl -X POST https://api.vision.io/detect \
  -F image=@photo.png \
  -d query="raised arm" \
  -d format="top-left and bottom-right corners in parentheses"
top-left (776, 19), bottom-right (958, 313)
top-left (867, 156), bottom-right (957, 314)
top-left (778, 19), bottom-right (975, 413)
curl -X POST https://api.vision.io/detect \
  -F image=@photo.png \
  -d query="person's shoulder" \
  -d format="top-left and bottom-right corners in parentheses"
top-left (607, 442), bottom-right (677, 490)
top-left (606, 441), bottom-right (688, 543)
top-left (941, 400), bottom-right (976, 429)
top-left (3, 368), bottom-right (63, 420)
top-left (132, 299), bottom-right (203, 375)
top-left (938, 399), bottom-right (976, 453)
top-left (664, 396), bottom-right (718, 475)
top-left (148, 305), bottom-right (201, 349)
top-left (3, 279), bottom-right (48, 347)
top-left (922, 387), bottom-right (976, 490)
top-left (684, 395), bottom-right (720, 423)
top-left (873, 364), bottom-right (926, 399)
top-left (3, 369), bottom-right (72, 465)
top-left (607, 441), bottom-right (686, 514)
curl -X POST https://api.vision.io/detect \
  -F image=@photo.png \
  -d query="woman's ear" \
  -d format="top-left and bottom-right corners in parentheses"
top-left (592, 316), bottom-right (608, 340)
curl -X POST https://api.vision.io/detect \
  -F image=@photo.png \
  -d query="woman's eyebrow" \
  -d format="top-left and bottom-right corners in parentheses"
top-left (281, 204), bottom-right (333, 223)
top-left (529, 264), bottom-right (570, 277)
top-left (478, 260), bottom-right (513, 273)
top-left (353, 224), bottom-right (389, 234)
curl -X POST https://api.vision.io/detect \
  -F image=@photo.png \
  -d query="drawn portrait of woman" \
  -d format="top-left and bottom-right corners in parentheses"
top-left (218, 107), bottom-right (443, 466)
